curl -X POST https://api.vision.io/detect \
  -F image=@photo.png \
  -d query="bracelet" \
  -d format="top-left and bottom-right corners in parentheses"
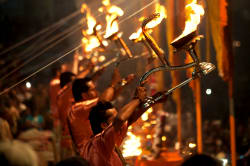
top-left (142, 97), bottom-right (155, 109)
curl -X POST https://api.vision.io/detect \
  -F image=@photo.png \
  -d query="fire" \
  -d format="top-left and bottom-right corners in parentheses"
top-left (81, 3), bottom-right (106, 52)
top-left (81, 36), bottom-right (100, 52)
top-left (100, 0), bottom-right (124, 38)
top-left (129, 28), bottom-right (143, 41)
top-left (122, 131), bottom-right (142, 157)
top-left (145, 4), bottom-right (167, 29)
top-left (81, 3), bottom-right (98, 35)
top-left (141, 107), bottom-right (153, 121)
top-left (174, 0), bottom-right (204, 41)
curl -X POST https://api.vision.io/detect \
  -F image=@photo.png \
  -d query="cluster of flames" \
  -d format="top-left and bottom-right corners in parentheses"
top-left (81, 3), bottom-right (107, 53)
top-left (98, 0), bottom-right (124, 38)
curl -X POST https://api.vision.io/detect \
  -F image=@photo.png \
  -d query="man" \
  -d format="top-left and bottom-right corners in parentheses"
top-left (68, 68), bottom-right (135, 155)
top-left (56, 72), bottom-right (76, 159)
top-left (57, 62), bottom-right (96, 160)
top-left (82, 87), bottom-right (167, 166)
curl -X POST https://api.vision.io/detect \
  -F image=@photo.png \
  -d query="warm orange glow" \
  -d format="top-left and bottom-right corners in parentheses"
top-left (98, 55), bottom-right (106, 62)
top-left (145, 4), bottom-right (167, 29)
top-left (174, 0), bottom-right (204, 41)
top-left (100, 0), bottom-right (124, 38)
top-left (81, 36), bottom-right (100, 52)
top-left (129, 28), bottom-right (143, 41)
top-left (81, 3), bottom-right (98, 35)
top-left (146, 135), bottom-right (152, 139)
top-left (104, 15), bottom-right (119, 38)
top-left (81, 3), bottom-right (103, 52)
top-left (141, 107), bottom-right (153, 121)
top-left (161, 136), bottom-right (167, 141)
top-left (189, 143), bottom-right (197, 148)
top-left (122, 131), bottom-right (142, 157)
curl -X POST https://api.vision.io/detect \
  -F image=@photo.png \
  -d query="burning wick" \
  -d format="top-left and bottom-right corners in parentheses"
top-left (101, 0), bottom-right (132, 58)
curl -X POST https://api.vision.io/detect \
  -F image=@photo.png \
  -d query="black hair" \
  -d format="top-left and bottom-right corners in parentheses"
top-left (72, 77), bottom-right (92, 102)
top-left (181, 154), bottom-right (222, 166)
top-left (56, 156), bottom-right (89, 166)
top-left (89, 101), bottom-right (114, 135)
top-left (59, 72), bottom-right (76, 88)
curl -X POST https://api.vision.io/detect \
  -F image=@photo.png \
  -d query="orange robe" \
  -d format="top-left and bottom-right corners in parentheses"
top-left (81, 123), bottom-right (128, 166)
top-left (67, 98), bottom-right (99, 154)
top-left (56, 83), bottom-right (73, 149)
top-left (49, 77), bottom-right (60, 125)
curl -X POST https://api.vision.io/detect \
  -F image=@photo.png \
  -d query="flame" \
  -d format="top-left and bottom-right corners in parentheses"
top-left (81, 3), bottom-right (103, 52)
top-left (174, 0), bottom-right (204, 40)
top-left (122, 131), bottom-right (142, 157)
top-left (161, 136), bottom-right (167, 141)
top-left (100, 0), bottom-right (124, 38)
top-left (98, 55), bottom-right (106, 62)
top-left (129, 28), bottom-right (143, 41)
top-left (188, 143), bottom-right (196, 148)
top-left (141, 107), bottom-right (153, 121)
top-left (145, 4), bottom-right (167, 29)
top-left (81, 36), bottom-right (100, 52)
top-left (81, 3), bottom-right (98, 35)
top-left (104, 15), bottom-right (119, 38)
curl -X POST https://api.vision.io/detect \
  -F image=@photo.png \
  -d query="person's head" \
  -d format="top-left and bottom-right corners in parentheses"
top-left (59, 72), bottom-right (76, 88)
top-left (51, 65), bottom-right (61, 77)
top-left (56, 156), bottom-right (89, 166)
top-left (72, 77), bottom-right (97, 102)
top-left (0, 140), bottom-right (38, 166)
top-left (181, 154), bottom-right (222, 166)
top-left (89, 101), bottom-right (117, 135)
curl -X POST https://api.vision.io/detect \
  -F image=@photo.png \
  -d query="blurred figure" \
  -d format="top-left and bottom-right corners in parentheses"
top-left (0, 109), bottom-right (13, 141)
top-left (181, 154), bottom-right (222, 166)
top-left (56, 156), bottom-right (89, 166)
top-left (49, 66), bottom-right (61, 124)
top-left (0, 140), bottom-right (38, 166)
top-left (57, 71), bottom-right (76, 160)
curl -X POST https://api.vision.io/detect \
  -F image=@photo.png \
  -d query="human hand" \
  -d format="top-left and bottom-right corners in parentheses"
top-left (134, 86), bottom-right (147, 102)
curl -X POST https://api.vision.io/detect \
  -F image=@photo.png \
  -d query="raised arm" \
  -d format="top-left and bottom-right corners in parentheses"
top-left (77, 61), bottom-right (94, 79)
top-left (100, 68), bottom-right (135, 102)
top-left (112, 86), bottom-right (147, 131)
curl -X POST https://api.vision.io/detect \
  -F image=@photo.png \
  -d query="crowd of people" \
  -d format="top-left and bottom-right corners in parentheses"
top-left (0, 59), bottom-right (233, 166)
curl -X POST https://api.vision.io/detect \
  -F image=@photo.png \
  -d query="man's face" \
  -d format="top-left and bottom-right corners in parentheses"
top-left (86, 80), bottom-right (98, 99)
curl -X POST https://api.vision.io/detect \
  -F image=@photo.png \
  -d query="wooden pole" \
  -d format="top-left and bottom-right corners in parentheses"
top-left (195, 79), bottom-right (202, 153)
top-left (229, 79), bottom-right (236, 166)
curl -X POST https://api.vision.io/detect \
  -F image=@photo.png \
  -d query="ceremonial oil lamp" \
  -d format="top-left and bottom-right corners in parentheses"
top-left (129, 28), bottom-right (156, 64)
top-left (92, 22), bottom-right (108, 50)
top-left (104, 17), bottom-right (133, 58)
top-left (140, 2), bottom-right (215, 109)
